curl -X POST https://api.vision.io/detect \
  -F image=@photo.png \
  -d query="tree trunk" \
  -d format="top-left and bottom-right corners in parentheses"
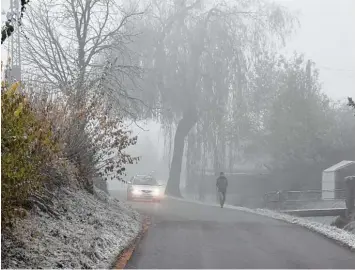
top-left (165, 108), bottom-right (198, 197)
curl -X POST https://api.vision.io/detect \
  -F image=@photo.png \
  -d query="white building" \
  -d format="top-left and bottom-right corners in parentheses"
top-left (322, 160), bottom-right (355, 200)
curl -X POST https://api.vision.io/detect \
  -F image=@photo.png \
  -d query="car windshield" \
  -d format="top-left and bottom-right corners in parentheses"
top-left (133, 176), bottom-right (158, 186)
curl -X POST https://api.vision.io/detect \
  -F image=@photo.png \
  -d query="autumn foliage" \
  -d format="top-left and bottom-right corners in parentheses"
top-left (1, 79), bottom-right (139, 227)
top-left (1, 82), bottom-right (58, 225)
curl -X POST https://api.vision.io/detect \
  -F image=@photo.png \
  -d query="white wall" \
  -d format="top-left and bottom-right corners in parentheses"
top-left (322, 172), bottom-right (335, 199)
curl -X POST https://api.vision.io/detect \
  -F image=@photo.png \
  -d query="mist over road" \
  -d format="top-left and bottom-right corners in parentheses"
top-left (109, 191), bottom-right (355, 269)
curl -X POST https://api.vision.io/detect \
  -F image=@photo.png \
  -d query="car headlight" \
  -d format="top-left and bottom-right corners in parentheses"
top-left (132, 188), bottom-right (142, 195)
top-left (152, 188), bottom-right (160, 196)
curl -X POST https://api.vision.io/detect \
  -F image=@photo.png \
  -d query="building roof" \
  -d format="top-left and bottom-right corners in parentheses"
top-left (323, 160), bottom-right (355, 173)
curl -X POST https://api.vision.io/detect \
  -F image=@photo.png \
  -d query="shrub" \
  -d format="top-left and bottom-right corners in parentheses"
top-left (23, 85), bottom-right (140, 193)
top-left (90, 115), bottom-right (140, 183)
top-left (62, 102), bottom-right (140, 191)
top-left (1, 82), bottom-right (58, 227)
top-left (1, 77), bottom-right (140, 225)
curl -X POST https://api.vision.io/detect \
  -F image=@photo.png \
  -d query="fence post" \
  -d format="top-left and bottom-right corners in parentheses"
top-left (277, 190), bottom-right (284, 210)
top-left (263, 193), bottom-right (268, 208)
top-left (345, 176), bottom-right (355, 218)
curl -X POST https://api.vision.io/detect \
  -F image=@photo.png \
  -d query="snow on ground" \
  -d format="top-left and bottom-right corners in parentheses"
top-left (170, 195), bottom-right (355, 251)
top-left (345, 221), bottom-right (355, 234)
top-left (303, 216), bottom-right (336, 225)
top-left (1, 187), bottom-right (143, 269)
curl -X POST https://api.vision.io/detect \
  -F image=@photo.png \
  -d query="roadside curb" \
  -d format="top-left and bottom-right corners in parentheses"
top-left (168, 196), bottom-right (355, 251)
top-left (113, 216), bottom-right (151, 269)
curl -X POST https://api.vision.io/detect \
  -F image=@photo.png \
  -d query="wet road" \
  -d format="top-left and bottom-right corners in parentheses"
top-left (110, 191), bottom-right (355, 269)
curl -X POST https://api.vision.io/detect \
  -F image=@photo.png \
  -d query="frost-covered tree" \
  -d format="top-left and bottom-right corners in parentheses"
top-left (19, 0), bottom-right (144, 191)
top-left (134, 0), bottom-right (297, 196)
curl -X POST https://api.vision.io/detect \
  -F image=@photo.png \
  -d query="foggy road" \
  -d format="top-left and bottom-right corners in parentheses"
top-left (120, 197), bottom-right (355, 269)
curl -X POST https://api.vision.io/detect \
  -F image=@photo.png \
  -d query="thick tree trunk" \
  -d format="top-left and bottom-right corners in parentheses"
top-left (165, 108), bottom-right (198, 197)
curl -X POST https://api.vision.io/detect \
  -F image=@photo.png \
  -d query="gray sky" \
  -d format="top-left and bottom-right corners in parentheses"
top-left (1, 0), bottom-right (354, 100)
top-left (275, 0), bottom-right (355, 100)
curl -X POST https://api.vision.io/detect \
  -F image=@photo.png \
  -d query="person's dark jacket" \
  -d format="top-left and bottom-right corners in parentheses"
top-left (216, 175), bottom-right (228, 192)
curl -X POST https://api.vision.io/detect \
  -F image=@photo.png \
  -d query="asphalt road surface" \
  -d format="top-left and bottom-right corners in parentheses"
top-left (110, 191), bottom-right (355, 269)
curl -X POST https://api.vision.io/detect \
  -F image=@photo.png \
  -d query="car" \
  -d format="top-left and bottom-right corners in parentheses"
top-left (127, 174), bottom-right (165, 202)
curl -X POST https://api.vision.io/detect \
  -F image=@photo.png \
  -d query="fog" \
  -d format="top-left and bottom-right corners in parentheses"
top-left (3, 1), bottom-right (355, 268)
top-left (2, 0), bottom-right (355, 207)
top-left (275, 0), bottom-right (355, 100)
top-left (107, 120), bottom-right (170, 190)
top-left (2, 0), bottom-right (354, 99)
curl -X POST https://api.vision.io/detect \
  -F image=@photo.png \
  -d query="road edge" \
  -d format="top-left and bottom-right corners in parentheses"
top-left (237, 207), bottom-right (355, 251)
top-left (112, 216), bottom-right (151, 269)
top-left (168, 196), bottom-right (355, 251)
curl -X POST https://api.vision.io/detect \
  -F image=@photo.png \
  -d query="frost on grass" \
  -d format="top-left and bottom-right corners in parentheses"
top-left (225, 205), bottom-right (355, 250)
top-left (344, 221), bottom-right (355, 234)
top-left (344, 212), bottom-right (355, 234)
top-left (243, 208), bottom-right (355, 250)
top-left (1, 187), bottom-right (142, 269)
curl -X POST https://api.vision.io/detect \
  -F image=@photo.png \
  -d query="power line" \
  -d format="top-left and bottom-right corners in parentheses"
top-left (318, 65), bottom-right (355, 73)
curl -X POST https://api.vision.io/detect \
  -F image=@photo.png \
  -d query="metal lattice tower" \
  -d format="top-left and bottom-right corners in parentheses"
top-left (4, 0), bottom-right (22, 82)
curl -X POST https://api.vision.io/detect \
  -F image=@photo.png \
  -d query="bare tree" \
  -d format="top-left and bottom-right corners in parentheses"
top-left (348, 97), bottom-right (355, 111)
top-left (21, 0), bottom-right (144, 107)
top-left (20, 0), bottom-right (145, 190)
